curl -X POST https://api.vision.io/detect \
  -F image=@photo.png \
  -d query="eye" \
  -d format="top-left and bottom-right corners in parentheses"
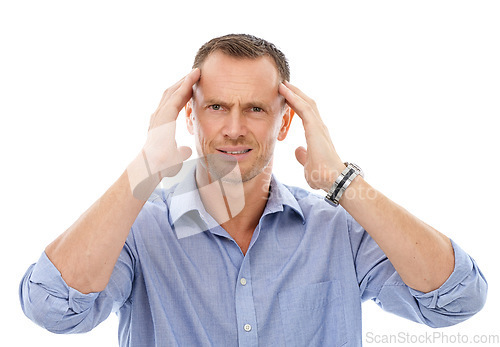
top-left (209, 104), bottom-right (222, 111)
top-left (251, 106), bottom-right (263, 113)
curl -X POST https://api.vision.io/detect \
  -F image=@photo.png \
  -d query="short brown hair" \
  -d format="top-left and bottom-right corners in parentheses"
top-left (192, 34), bottom-right (290, 82)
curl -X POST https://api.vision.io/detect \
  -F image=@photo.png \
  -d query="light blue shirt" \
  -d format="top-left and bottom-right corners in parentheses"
top-left (20, 170), bottom-right (487, 346)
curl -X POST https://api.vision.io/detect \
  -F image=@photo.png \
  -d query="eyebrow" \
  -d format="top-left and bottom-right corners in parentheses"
top-left (203, 98), bottom-right (270, 110)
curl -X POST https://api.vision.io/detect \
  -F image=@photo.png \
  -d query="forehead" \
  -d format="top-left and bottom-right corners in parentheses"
top-left (195, 52), bottom-right (281, 104)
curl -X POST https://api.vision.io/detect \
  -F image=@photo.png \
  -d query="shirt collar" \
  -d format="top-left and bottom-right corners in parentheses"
top-left (168, 166), bottom-right (212, 226)
top-left (168, 167), bottom-right (305, 228)
top-left (264, 175), bottom-right (305, 222)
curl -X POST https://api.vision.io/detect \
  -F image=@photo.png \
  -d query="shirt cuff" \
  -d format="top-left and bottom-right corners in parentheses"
top-left (30, 251), bottom-right (99, 313)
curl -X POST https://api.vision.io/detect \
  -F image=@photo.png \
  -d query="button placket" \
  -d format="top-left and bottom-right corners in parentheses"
top-left (235, 257), bottom-right (258, 345)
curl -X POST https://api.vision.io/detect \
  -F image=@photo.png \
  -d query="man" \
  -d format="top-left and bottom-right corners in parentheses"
top-left (20, 34), bottom-right (487, 346)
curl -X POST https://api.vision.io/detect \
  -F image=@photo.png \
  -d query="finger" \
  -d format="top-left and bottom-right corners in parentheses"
top-left (159, 146), bottom-right (193, 178)
top-left (168, 68), bottom-right (201, 111)
top-left (278, 83), bottom-right (305, 114)
top-left (158, 69), bottom-right (200, 110)
top-left (178, 145), bottom-right (193, 162)
top-left (157, 75), bottom-right (189, 110)
top-left (295, 146), bottom-right (308, 167)
top-left (283, 81), bottom-right (316, 105)
top-left (279, 83), bottom-right (316, 123)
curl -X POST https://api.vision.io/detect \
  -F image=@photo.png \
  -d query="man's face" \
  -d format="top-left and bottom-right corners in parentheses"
top-left (186, 52), bottom-right (292, 183)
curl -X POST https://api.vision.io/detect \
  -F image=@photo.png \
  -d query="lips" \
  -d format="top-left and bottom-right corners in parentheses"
top-left (218, 149), bottom-right (251, 154)
top-left (216, 146), bottom-right (252, 153)
top-left (215, 146), bottom-right (253, 160)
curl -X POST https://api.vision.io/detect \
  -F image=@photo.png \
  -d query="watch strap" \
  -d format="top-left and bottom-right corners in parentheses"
top-left (325, 162), bottom-right (364, 206)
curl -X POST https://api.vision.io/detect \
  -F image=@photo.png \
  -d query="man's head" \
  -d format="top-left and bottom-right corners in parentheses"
top-left (186, 34), bottom-right (294, 183)
top-left (192, 34), bottom-right (290, 83)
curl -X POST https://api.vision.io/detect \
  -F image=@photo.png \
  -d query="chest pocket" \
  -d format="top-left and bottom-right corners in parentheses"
top-left (278, 280), bottom-right (347, 347)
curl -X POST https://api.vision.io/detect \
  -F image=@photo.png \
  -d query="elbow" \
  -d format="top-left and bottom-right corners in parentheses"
top-left (427, 268), bottom-right (488, 328)
top-left (464, 267), bottom-right (488, 317)
top-left (20, 286), bottom-right (95, 334)
top-left (19, 275), bottom-right (64, 332)
top-left (19, 267), bottom-right (95, 334)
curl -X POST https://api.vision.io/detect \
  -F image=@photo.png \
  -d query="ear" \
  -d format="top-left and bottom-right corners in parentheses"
top-left (185, 99), bottom-right (195, 135)
top-left (277, 106), bottom-right (294, 141)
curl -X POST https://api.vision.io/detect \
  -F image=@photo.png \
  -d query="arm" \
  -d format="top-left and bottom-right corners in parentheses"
top-left (279, 81), bottom-right (454, 293)
top-left (348, 213), bottom-right (487, 327)
top-left (44, 68), bottom-right (200, 294)
top-left (339, 177), bottom-right (454, 293)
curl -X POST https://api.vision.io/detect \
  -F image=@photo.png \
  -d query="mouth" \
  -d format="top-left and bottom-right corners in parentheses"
top-left (215, 147), bottom-right (253, 160)
top-left (217, 149), bottom-right (251, 154)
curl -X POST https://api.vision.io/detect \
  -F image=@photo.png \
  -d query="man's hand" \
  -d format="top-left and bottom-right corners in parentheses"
top-left (145, 68), bottom-right (201, 176)
top-left (279, 81), bottom-right (345, 191)
top-left (128, 68), bottom-right (201, 199)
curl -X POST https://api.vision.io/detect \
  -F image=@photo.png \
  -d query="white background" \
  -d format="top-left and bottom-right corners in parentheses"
top-left (1, 0), bottom-right (499, 346)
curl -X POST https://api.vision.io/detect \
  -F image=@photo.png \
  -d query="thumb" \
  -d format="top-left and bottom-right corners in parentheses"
top-left (178, 146), bottom-right (193, 162)
top-left (295, 146), bottom-right (308, 167)
top-left (161, 146), bottom-right (192, 178)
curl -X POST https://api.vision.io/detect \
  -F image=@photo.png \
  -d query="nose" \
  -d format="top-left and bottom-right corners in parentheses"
top-left (223, 110), bottom-right (247, 139)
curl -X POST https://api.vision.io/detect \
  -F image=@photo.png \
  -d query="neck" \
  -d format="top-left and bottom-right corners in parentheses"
top-left (195, 160), bottom-right (273, 254)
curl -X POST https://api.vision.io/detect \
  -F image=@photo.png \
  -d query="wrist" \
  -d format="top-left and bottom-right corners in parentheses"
top-left (142, 121), bottom-right (178, 173)
top-left (141, 145), bottom-right (168, 175)
top-left (126, 150), bottom-right (162, 201)
top-left (324, 162), bottom-right (364, 206)
top-left (320, 161), bottom-right (347, 192)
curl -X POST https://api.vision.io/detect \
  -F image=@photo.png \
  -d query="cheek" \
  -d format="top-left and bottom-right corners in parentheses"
top-left (193, 117), bottom-right (216, 148)
top-left (266, 117), bottom-right (284, 139)
top-left (255, 121), bottom-right (281, 150)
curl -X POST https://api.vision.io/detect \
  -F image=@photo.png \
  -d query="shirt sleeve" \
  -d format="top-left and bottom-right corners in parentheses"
top-left (348, 213), bottom-right (488, 328)
top-left (19, 240), bottom-right (135, 334)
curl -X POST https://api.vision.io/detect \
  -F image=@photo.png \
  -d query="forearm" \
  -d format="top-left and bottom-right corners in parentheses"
top-left (45, 153), bottom-right (152, 294)
top-left (338, 176), bottom-right (454, 293)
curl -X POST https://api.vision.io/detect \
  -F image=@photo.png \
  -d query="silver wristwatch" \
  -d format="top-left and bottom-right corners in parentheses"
top-left (325, 162), bottom-right (364, 206)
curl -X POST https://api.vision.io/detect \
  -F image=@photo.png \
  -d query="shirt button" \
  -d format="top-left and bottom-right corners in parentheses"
top-left (240, 278), bottom-right (247, 286)
top-left (243, 324), bottom-right (252, 332)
